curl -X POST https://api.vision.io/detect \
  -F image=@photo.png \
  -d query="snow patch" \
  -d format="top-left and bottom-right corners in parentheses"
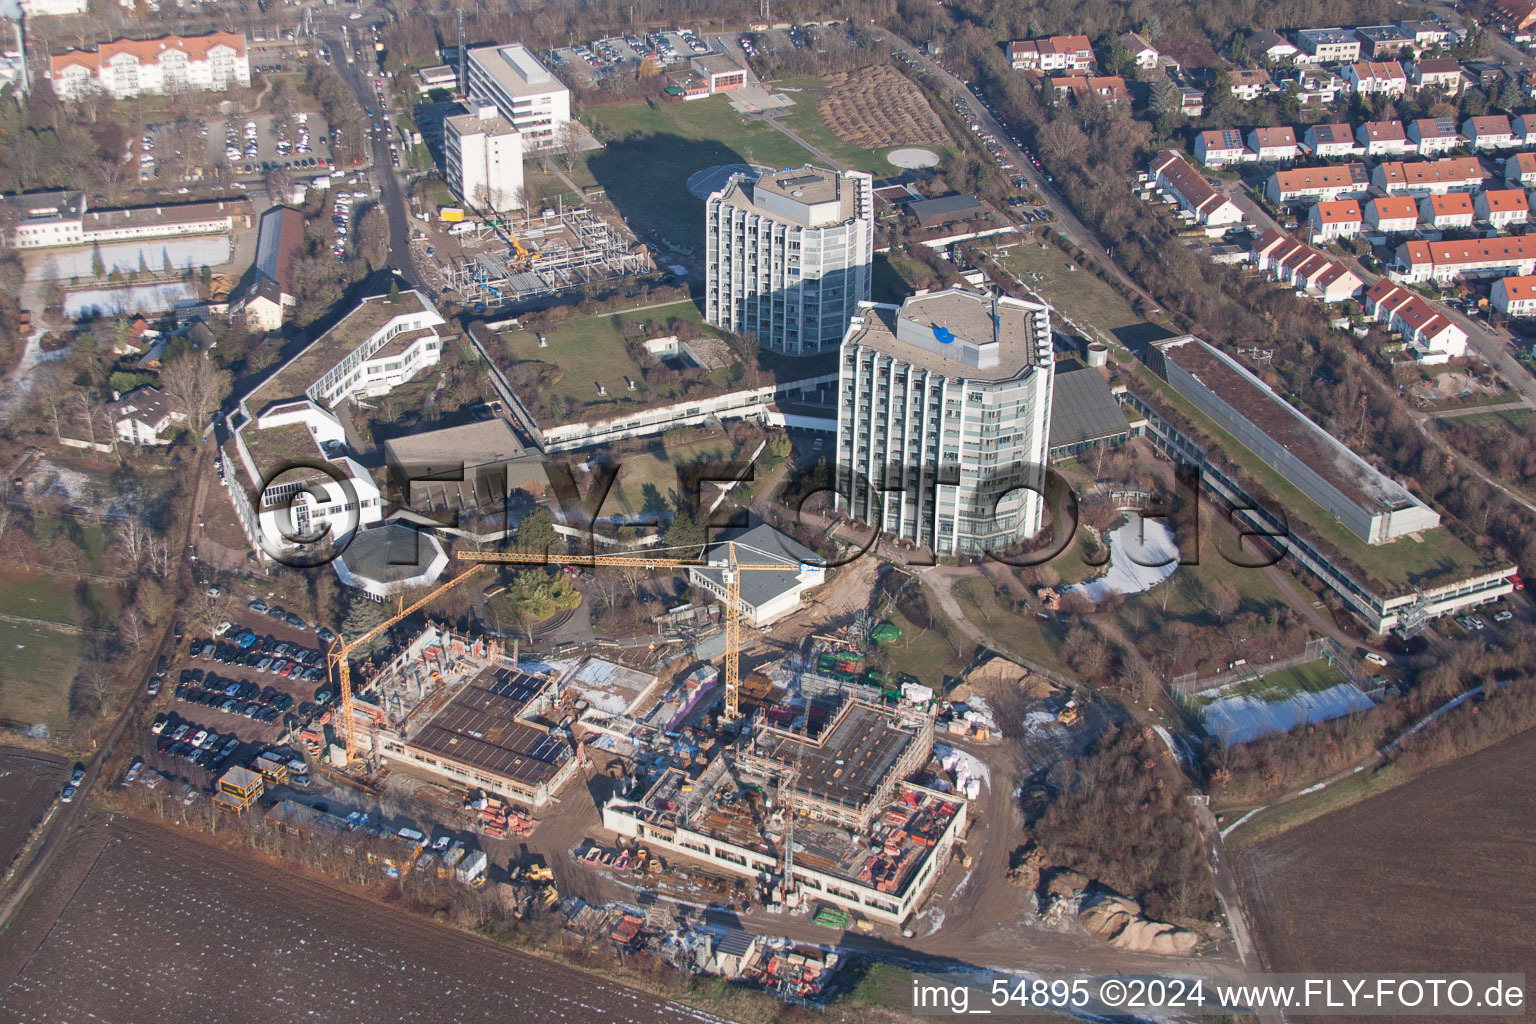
top-left (1203, 682), bottom-right (1376, 746)
top-left (1065, 514), bottom-right (1179, 601)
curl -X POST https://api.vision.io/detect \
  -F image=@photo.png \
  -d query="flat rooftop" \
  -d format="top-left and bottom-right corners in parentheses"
top-left (847, 291), bottom-right (1045, 381)
top-left (384, 418), bottom-right (530, 472)
top-left (752, 698), bottom-right (918, 811)
top-left (407, 664), bottom-right (571, 788)
top-left (84, 198), bottom-right (252, 232)
top-left (1153, 337), bottom-right (1422, 516)
top-left (467, 43), bottom-right (566, 97)
top-left (248, 291), bottom-right (438, 409)
top-left (1050, 364), bottom-right (1131, 449)
top-left (714, 166), bottom-right (859, 227)
top-left (445, 108), bottom-right (521, 137)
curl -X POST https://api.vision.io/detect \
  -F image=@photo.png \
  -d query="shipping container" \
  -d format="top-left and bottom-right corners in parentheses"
top-left (456, 849), bottom-right (489, 885)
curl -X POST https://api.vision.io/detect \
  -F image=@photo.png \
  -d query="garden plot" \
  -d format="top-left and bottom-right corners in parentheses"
top-left (817, 65), bottom-right (949, 149)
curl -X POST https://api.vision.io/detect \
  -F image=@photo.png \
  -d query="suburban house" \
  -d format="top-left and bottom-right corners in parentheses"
top-left (1008, 35), bottom-right (1093, 72)
top-left (1247, 125), bottom-right (1299, 162)
top-left (1365, 195), bottom-right (1422, 233)
top-left (1265, 163), bottom-right (1369, 205)
top-left (1475, 188), bottom-right (1531, 227)
top-left (1249, 229), bottom-right (1363, 302)
top-left (1419, 191), bottom-right (1475, 230)
top-left (1354, 24), bottom-right (1415, 58)
top-left (1363, 280), bottom-right (1468, 363)
top-left (1355, 120), bottom-right (1412, 157)
top-left (1288, 68), bottom-right (1347, 104)
top-left (1048, 74), bottom-right (1128, 103)
top-left (1494, 0), bottom-right (1536, 32)
top-left (1303, 122), bottom-right (1358, 158)
top-left (1249, 29), bottom-right (1300, 65)
top-left (1195, 128), bottom-right (1248, 167)
top-left (1513, 114), bottom-right (1536, 146)
top-left (1118, 32), bottom-right (1160, 69)
top-left (1393, 235), bottom-right (1536, 283)
top-left (1295, 28), bottom-right (1361, 64)
top-left (1307, 199), bottom-right (1363, 242)
top-left (1506, 151), bottom-right (1536, 186)
top-left (1371, 157), bottom-right (1484, 195)
top-left (1463, 115), bottom-right (1517, 150)
top-left (1399, 21), bottom-right (1455, 49)
top-left (1343, 60), bottom-right (1408, 96)
top-left (1490, 274), bottom-right (1536, 315)
top-left (1406, 117), bottom-right (1462, 156)
top-left (1149, 150), bottom-right (1244, 226)
top-left (1410, 57), bottom-right (1464, 94)
top-left (1178, 87), bottom-right (1206, 117)
top-left (1231, 68), bottom-right (1279, 100)
top-left (110, 386), bottom-right (186, 445)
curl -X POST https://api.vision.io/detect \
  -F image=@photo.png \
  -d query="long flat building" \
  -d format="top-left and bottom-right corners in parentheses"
top-left (1148, 336), bottom-right (1439, 545)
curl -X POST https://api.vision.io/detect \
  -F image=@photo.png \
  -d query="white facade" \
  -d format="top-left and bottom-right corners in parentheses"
top-left (49, 32), bottom-right (251, 102)
top-left (836, 289), bottom-right (1054, 557)
top-left (464, 43), bottom-right (571, 149)
top-left (5, 193), bottom-right (250, 249)
top-left (110, 386), bottom-right (185, 445)
top-left (22, 0), bottom-right (88, 16)
top-left (444, 105), bottom-right (525, 212)
top-left (706, 166), bottom-right (874, 356)
top-left (1491, 275), bottom-right (1536, 315)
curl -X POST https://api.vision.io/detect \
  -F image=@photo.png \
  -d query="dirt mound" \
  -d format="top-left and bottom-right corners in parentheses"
top-left (817, 65), bottom-right (950, 150)
top-left (1078, 893), bottom-right (1199, 956)
top-left (965, 654), bottom-right (1056, 700)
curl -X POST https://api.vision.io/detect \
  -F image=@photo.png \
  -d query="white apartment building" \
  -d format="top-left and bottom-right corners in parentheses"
top-left (3, 191), bottom-right (252, 249)
top-left (705, 165), bottom-right (874, 356)
top-left (48, 32), bottom-right (250, 102)
top-left (464, 43), bottom-right (571, 149)
top-left (22, 0), bottom-right (88, 16)
top-left (444, 105), bottom-right (525, 212)
top-left (835, 289), bottom-right (1054, 557)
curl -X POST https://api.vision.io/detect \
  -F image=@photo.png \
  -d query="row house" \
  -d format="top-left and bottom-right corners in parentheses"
top-left (1505, 152), bottom-right (1536, 186)
top-left (1307, 199), bottom-right (1364, 242)
top-left (1304, 122), bottom-right (1358, 158)
top-left (1231, 68), bottom-right (1279, 100)
top-left (1514, 114), bottom-right (1536, 146)
top-left (1149, 150), bottom-right (1245, 226)
top-left (1399, 21), bottom-right (1455, 49)
top-left (1295, 28), bottom-right (1362, 64)
top-left (1343, 60), bottom-right (1408, 97)
top-left (1008, 35), bottom-right (1093, 73)
top-left (1490, 275), bottom-right (1536, 315)
top-left (1265, 163), bottom-right (1369, 205)
top-left (1248, 126), bottom-right (1299, 162)
top-left (1356, 120), bottom-right (1412, 157)
top-left (1463, 115), bottom-right (1516, 151)
top-left (1494, 0), bottom-right (1536, 32)
top-left (1363, 280), bottom-right (1469, 364)
top-left (1250, 229), bottom-right (1363, 302)
top-left (1287, 67), bottom-right (1348, 105)
top-left (1476, 188), bottom-right (1531, 228)
top-left (1410, 58), bottom-right (1464, 95)
top-left (1393, 235), bottom-right (1536, 283)
top-left (1371, 157), bottom-right (1484, 196)
top-left (1366, 195), bottom-right (1421, 233)
top-left (1354, 24), bottom-right (1415, 58)
top-left (1420, 192), bottom-right (1475, 230)
top-left (1195, 128), bottom-right (1248, 167)
top-left (1406, 117), bottom-right (1461, 156)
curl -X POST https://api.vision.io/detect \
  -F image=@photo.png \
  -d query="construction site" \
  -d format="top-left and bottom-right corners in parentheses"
top-left (431, 204), bottom-right (654, 307)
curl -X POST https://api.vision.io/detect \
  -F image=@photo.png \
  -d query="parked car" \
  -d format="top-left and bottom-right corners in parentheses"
top-left (249, 599), bottom-right (268, 613)
top-left (60, 784), bottom-right (76, 803)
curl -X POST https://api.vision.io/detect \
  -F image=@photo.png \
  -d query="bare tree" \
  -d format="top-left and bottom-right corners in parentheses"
top-left (145, 535), bottom-right (174, 580)
top-left (114, 517), bottom-right (153, 572)
top-left (159, 352), bottom-right (231, 436)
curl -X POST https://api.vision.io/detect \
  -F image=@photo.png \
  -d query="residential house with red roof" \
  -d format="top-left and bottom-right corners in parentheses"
top-left (1247, 126), bottom-right (1299, 162)
top-left (1393, 235), bottom-right (1536, 283)
top-left (1463, 114), bottom-right (1517, 150)
top-left (1149, 150), bottom-right (1244, 227)
top-left (1366, 195), bottom-right (1421, 233)
top-left (1342, 60), bottom-right (1408, 97)
top-left (48, 32), bottom-right (250, 102)
top-left (1475, 188), bottom-right (1531, 228)
top-left (1355, 120), bottom-right (1413, 157)
top-left (1195, 129), bottom-right (1248, 167)
top-left (1007, 35), bottom-right (1093, 73)
top-left (1371, 157), bottom-right (1484, 195)
top-left (1490, 274), bottom-right (1536, 315)
top-left (1307, 199), bottom-right (1363, 242)
top-left (1405, 117), bottom-right (1462, 156)
top-left (1419, 192), bottom-right (1475, 230)
top-left (1363, 281), bottom-right (1469, 363)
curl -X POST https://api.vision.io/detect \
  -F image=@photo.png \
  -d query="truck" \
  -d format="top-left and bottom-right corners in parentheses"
top-left (456, 849), bottom-right (489, 886)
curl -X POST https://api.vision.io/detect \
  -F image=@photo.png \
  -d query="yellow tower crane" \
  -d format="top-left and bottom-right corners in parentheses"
top-left (326, 542), bottom-right (797, 767)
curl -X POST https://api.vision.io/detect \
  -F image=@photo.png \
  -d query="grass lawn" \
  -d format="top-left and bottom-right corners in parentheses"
top-left (1199, 659), bottom-right (1350, 707)
top-left (947, 584), bottom-right (1075, 679)
top-left (0, 574), bottom-right (112, 732)
top-left (878, 606), bottom-right (970, 690)
top-left (994, 239), bottom-right (1163, 350)
top-left (602, 435), bottom-right (740, 517)
top-left (498, 299), bottom-right (738, 421)
top-left (521, 165), bottom-right (584, 210)
top-left (581, 95), bottom-right (825, 253)
top-left (1436, 407), bottom-right (1535, 431)
top-left (1222, 763), bottom-right (1411, 850)
top-left (871, 251), bottom-right (928, 304)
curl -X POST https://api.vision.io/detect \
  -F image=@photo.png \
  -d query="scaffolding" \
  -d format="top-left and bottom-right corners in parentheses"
top-left (442, 204), bottom-right (653, 305)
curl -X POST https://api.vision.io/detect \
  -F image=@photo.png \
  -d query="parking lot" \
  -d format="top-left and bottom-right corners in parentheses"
top-left (201, 112), bottom-right (338, 179)
top-left (135, 601), bottom-right (338, 790)
top-left (550, 29), bottom-right (712, 82)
